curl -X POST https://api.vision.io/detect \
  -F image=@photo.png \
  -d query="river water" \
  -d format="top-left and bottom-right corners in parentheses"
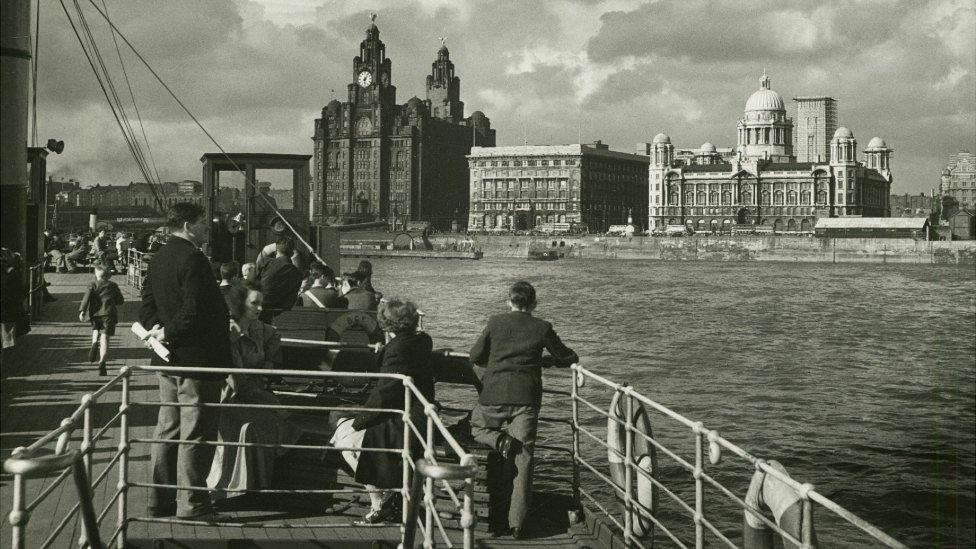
top-left (367, 258), bottom-right (975, 547)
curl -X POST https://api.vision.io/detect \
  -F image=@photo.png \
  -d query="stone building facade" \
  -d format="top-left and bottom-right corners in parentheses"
top-left (312, 22), bottom-right (495, 229)
top-left (467, 142), bottom-right (648, 233)
top-left (793, 96), bottom-right (837, 163)
top-left (940, 151), bottom-right (975, 209)
top-left (648, 74), bottom-right (893, 233)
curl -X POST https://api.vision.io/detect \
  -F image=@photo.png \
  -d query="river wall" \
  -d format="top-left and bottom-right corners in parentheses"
top-left (425, 234), bottom-right (976, 265)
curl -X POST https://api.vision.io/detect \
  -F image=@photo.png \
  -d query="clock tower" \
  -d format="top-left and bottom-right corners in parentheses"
top-left (312, 15), bottom-right (496, 228)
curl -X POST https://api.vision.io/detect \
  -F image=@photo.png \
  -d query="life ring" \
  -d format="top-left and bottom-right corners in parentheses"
top-left (329, 310), bottom-right (381, 343)
top-left (607, 389), bottom-right (657, 538)
top-left (742, 460), bottom-right (818, 549)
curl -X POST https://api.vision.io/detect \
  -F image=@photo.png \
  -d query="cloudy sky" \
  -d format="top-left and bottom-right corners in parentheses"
top-left (35, 0), bottom-right (975, 194)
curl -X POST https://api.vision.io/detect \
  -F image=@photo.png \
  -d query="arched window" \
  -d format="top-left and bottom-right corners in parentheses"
top-left (774, 190), bottom-right (784, 205)
top-left (710, 191), bottom-right (719, 205)
top-left (722, 191), bottom-right (731, 205)
top-left (816, 191), bottom-right (828, 204)
top-left (801, 190), bottom-right (811, 204)
top-left (667, 183), bottom-right (679, 205)
top-left (684, 191), bottom-right (695, 204)
top-left (787, 190), bottom-right (797, 205)
top-left (697, 191), bottom-right (707, 205)
top-left (761, 191), bottom-right (771, 205)
top-left (741, 191), bottom-right (752, 204)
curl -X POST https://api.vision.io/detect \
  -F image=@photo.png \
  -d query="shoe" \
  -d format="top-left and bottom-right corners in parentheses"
top-left (496, 434), bottom-right (523, 460)
top-left (88, 343), bottom-right (98, 363)
top-left (147, 503), bottom-right (176, 518)
top-left (98, 363), bottom-right (107, 376)
top-left (354, 505), bottom-right (397, 525)
top-left (511, 527), bottom-right (525, 540)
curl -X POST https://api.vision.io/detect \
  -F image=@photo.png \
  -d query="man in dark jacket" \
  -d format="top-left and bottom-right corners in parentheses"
top-left (257, 235), bottom-right (304, 321)
top-left (341, 271), bottom-right (379, 311)
top-left (140, 202), bottom-right (232, 520)
top-left (469, 281), bottom-right (578, 539)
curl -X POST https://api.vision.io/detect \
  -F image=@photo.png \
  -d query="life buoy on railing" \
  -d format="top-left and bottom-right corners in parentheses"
top-left (607, 389), bottom-right (657, 538)
top-left (743, 460), bottom-right (818, 549)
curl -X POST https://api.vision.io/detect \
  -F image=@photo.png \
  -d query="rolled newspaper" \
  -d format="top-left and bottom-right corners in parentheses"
top-left (131, 322), bottom-right (171, 362)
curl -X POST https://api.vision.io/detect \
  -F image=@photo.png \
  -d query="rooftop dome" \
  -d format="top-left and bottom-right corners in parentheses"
top-left (744, 71), bottom-right (785, 112)
top-left (833, 127), bottom-right (854, 140)
top-left (470, 110), bottom-right (486, 120)
top-left (867, 136), bottom-right (887, 149)
top-left (700, 142), bottom-right (716, 153)
top-left (653, 133), bottom-right (671, 144)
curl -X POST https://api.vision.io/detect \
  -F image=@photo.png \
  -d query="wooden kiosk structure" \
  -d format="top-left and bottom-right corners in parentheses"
top-left (201, 153), bottom-right (312, 264)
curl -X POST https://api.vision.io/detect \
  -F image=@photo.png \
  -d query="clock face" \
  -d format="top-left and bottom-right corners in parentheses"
top-left (357, 71), bottom-right (373, 88)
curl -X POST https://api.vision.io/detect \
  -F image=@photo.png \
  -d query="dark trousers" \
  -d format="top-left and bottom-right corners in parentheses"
top-left (65, 250), bottom-right (87, 271)
top-left (149, 373), bottom-right (222, 517)
top-left (470, 404), bottom-right (539, 529)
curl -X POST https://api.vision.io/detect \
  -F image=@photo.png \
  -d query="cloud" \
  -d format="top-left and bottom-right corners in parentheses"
top-left (32, 0), bottom-right (976, 196)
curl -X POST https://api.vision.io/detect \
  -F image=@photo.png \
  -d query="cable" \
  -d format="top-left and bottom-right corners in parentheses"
top-left (58, 0), bottom-right (166, 213)
top-left (100, 0), bottom-right (164, 200)
top-left (82, 0), bottom-right (327, 267)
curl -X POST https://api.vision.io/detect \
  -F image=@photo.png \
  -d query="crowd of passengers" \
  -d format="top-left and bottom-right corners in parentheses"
top-left (42, 227), bottom-right (167, 273)
top-left (124, 202), bottom-right (577, 539)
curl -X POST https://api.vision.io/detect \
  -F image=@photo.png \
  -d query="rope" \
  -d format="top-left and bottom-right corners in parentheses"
top-left (57, 0), bottom-right (167, 213)
top-left (81, 0), bottom-right (327, 267)
top-left (71, 0), bottom-right (167, 207)
top-left (100, 0), bottom-right (165, 200)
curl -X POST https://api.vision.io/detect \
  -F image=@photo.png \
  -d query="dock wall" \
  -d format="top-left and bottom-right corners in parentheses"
top-left (425, 234), bottom-right (976, 265)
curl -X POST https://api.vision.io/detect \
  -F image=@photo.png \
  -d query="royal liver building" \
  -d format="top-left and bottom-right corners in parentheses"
top-left (647, 73), bottom-right (893, 233)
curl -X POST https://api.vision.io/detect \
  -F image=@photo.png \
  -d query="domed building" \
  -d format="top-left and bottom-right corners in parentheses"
top-left (646, 73), bottom-right (893, 233)
top-left (312, 22), bottom-right (495, 229)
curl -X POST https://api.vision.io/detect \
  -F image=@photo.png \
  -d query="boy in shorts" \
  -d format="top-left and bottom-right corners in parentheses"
top-left (79, 263), bottom-right (125, 375)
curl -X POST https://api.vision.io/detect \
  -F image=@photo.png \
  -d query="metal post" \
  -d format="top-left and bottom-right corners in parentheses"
top-left (401, 384), bottom-right (412, 530)
top-left (71, 455), bottom-right (103, 549)
top-left (8, 448), bottom-right (27, 549)
top-left (623, 389), bottom-right (633, 546)
top-left (694, 424), bottom-right (704, 549)
top-left (800, 484), bottom-right (814, 549)
top-left (79, 393), bottom-right (94, 547)
top-left (117, 370), bottom-right (130, 548)
top-left (570, 368), bottom-right (582, 521)
top-left (424, 414), bottom-right (434, 548)
top-left (461, 455), bottom-right (476, 549)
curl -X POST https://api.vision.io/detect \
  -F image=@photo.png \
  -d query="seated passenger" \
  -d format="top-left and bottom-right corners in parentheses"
top-left (218, 261), bottom-right (240, 297)
top-left (300, 262), bottom-right (347, 309)
top-left (330, 299), bottom-right (434, 524)
top-left (65, 235), bottom-right (90, 273)
top-left (207, 280), bottom-right (297, 498)
top-left (341, 271), bottom-right (379, 311)
top-left (354, 260), bottom-right (383, 300)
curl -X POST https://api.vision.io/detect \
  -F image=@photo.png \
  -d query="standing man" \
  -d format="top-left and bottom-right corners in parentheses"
top-left (140, 202), bottom-right (231, 520)
top-left (468, 281), bottom-right (578, 539)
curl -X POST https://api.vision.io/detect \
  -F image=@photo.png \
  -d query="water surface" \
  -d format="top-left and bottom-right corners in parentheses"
top-left (368, 258), bottom-right (975, 547)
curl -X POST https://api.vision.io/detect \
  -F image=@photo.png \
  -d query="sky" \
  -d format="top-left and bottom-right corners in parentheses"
top-left (34, 0), bottom-right (976, 194)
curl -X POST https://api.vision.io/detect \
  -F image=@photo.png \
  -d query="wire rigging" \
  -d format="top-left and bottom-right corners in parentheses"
top-left (80, 0), bottom-right (327, 266)
top-left (72, 0), bottom-right (167, 201)
top-left (58, 0), bottom-right (166, 212)
top-left (30, 0), bottom-right (40, 148)
top-left (100, 0), bottom-right (164, 200)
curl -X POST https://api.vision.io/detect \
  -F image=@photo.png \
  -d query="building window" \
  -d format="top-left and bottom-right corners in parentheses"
top-left (541, 160), bottom-right (549, 166)
top-left (774, 190), bottom-right (784, 205)
top-left (761, 191), bottom-right (771, 205)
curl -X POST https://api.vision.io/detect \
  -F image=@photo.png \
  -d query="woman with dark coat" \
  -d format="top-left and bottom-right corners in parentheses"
top-left (330, 298), bottom-right (434, 524)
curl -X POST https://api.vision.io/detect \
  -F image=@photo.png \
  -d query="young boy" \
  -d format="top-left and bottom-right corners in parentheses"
top-left (79, 264), bottom-right (125, 376)
top-left (468, 281), bottom-right (578, 539)
top-left (218, 261), bottom-right (240, 297)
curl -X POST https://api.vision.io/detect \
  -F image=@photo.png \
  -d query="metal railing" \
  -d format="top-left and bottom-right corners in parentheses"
top-left (125, 249), bottom-right (151, 290)
top-left (4, 353), bottom-right (477, 549)
top-left (569, 364), bottom-right (907, 549)
top-left (26, 260), bottom-right (47, 318)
